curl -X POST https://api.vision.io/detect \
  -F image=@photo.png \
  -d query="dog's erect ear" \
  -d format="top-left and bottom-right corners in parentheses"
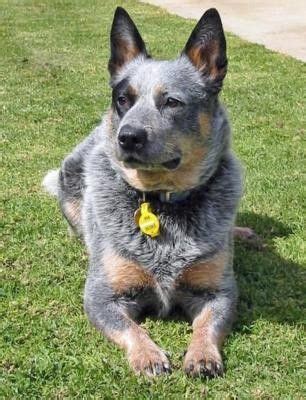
top-left (183, 8), bottom-right (227, 91)
top-left (108, 7), bottom-right (148, 76)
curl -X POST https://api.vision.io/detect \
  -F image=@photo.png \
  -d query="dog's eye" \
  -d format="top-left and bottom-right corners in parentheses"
top-left (165, 97), bottom-right (180, 108)
top-left (117, 96), bottom-right (127, 106)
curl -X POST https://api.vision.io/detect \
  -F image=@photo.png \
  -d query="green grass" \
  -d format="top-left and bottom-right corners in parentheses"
top-left (1, 0), bottom-right (305, 398)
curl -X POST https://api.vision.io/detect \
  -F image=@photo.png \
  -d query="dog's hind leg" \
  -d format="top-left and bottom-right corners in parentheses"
top-left (58, 154), bottom-right (84, 237)
top-left (42, 131), bottom-right (98, 238)
top-left (58, 128), bottom-right (98, 239)
top-left (42, 166), bottom-right (83, 236)
top-left (61, 196), bottom-right (83, 238)
top-left (234, 226), bottom-right (263, 249)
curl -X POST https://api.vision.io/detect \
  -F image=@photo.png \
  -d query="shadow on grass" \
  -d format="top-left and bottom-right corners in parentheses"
top-left (153, 211), bottom-right (304, 330)
top-left (234, 211), bottom-right (304, 330)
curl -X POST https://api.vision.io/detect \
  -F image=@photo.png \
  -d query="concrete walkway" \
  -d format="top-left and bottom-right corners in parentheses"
top-left (143, 0), bottom-right (306, 62)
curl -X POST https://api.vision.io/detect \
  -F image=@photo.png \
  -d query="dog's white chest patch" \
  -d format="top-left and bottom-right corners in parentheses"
top-left (154, 281), bottom-right (175, 317)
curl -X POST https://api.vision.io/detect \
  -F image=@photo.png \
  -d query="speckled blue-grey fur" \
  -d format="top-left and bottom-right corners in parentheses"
top-left (44, 7), bottom-right (243, 377)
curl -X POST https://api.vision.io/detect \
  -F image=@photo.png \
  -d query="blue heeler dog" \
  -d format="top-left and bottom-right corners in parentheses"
top-left (43, 7), bottom-right (257, 378)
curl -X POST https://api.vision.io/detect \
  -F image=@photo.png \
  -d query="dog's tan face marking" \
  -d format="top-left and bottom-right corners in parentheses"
top-left (154, 84), bottom-right (165, 97)
top-left (118, 134), bottom-right (207, 192)
top-left (198, 112), bottom-right (211, 138)
top-left (103, 249), bottom-right (154, 294)
top-left (127, 84), bottom-right (138, 97)
top-left (178, 252), bottom-right (227, 290)
top-left (108, 323), bottom-right (170, 376)
top-left (183, 306), bottom-right (225, 377)
top-left (120, 163), bottom-right (202, 192)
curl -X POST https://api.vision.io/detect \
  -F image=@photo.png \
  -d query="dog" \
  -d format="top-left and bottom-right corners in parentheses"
top-left (43, 7), bottom-right (255, 378)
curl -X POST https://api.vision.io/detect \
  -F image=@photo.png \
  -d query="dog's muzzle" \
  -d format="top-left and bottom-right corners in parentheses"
top-left (118, 125), bottom-right (148, 153)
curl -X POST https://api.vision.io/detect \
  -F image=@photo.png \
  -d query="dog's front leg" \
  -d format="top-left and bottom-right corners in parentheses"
top-left (84, 262), bottom-right (171, 377)
top-left (182, 288), bottom-right (237, 378)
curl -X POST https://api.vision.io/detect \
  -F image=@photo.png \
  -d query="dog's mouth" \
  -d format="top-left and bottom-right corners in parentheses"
top-left (161, 157), bottom-right (181, 170)
top-left (122, 156), bottom-right (181, 171)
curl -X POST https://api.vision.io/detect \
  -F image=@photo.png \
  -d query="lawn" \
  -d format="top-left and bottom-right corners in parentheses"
top-left (1, 0), bottom-right (305, 398)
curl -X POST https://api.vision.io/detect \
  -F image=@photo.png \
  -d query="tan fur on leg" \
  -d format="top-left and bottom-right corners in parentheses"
top-left (183, 307), bottom-right (224, 378)
top-left (108, 322), bottom-right (170, 376)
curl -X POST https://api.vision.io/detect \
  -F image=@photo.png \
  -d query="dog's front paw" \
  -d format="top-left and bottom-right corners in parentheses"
top-left (183, 346), bottom-right (223, 378)
top-left (128, 343), bottom-right (171, 377)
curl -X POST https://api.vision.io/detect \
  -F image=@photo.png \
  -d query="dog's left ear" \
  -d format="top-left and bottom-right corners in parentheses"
top-left (108, 7), bottom-right (148, 76)
top-left (182, 8), bottom-right (227, 91)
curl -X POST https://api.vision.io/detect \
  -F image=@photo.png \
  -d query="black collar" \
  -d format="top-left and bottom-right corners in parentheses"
top-left (139, 190), bottom-right (191, 204)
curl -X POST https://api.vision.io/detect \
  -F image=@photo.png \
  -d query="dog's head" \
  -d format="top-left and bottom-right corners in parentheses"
top-left (106, 7), bottom-right (229, 192)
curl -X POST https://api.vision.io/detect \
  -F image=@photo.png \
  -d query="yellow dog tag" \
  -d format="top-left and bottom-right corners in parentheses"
top-left (136, 202), bottom-right (160, 238)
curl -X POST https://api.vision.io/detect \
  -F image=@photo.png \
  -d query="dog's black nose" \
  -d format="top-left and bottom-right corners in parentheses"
top-left (118, 125), bottom-right (147, 152)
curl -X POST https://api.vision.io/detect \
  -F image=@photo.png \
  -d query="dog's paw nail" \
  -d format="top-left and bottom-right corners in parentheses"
top-left (153, 363), bottom-right (163, 375)
top-left (205, 361), bottom-right (213, 371)
top-left (163, 362), bottom-right (171, 373)
top-left (199, 361), bottom-right (207, 375)
top-left (215, 362), bottom-right (224, 375)
top-left (202, 360), bottom-right (224, 379)
top-left (184, 350), bottom-right (223, 379)
top-left (185, 363), bottom-right (194, 375)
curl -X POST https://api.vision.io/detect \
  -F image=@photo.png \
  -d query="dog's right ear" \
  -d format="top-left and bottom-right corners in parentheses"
top-left (108, 7), bottom-right (148, 76)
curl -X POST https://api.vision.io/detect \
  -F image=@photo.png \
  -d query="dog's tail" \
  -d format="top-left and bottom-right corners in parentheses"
top-left (42, 169), bottom-right (60, 197)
